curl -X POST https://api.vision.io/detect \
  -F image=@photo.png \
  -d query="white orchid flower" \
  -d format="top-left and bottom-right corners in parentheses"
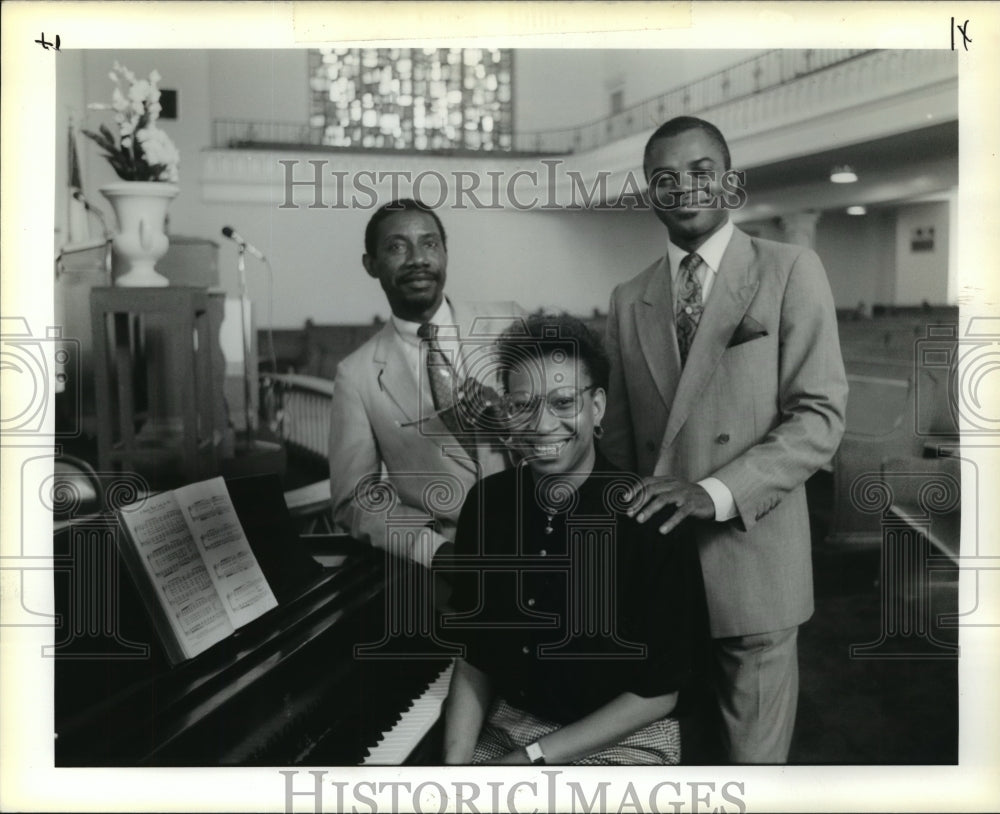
top-left (129, 80), bottom-right (151, 103)
top-left (89, 62), bottom-right (179, 182)
top-left (111, 87), bottom-right (129, 113)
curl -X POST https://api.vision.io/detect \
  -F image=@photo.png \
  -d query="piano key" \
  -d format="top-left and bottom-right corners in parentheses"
top-left (362, 661), bottom-right (454, 765)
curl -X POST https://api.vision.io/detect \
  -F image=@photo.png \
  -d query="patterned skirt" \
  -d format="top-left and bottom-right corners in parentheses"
top-left (472, 697), bottom-right (681, 765)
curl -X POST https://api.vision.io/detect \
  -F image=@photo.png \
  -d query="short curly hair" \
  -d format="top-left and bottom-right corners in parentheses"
top-left (364, 198), bottom-right (448, 258)
top-left (495, 313), bottom-right (609, 393)
top-left (643, 115), bottom-right (731, 172)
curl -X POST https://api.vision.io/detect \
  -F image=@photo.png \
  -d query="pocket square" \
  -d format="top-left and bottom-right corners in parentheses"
top-left (727, 316), bottom-right (768, 348)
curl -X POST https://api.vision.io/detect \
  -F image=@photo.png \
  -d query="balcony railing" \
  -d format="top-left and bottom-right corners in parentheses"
top-left (213, 49), bottom-right (871, 156)
top-left (260, 373), bottom-right (334, 465)
top-left (260, 372), bottom-right (336, 533)
top-left (510, 49), bottom-right (870, 154)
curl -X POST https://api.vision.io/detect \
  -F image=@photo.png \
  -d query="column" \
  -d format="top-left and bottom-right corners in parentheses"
top-left (778, 210), bottom-right (822, 249)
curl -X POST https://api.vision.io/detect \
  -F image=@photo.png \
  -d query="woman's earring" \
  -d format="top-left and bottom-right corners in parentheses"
top-left (593, 424), bottom-right (604, 440)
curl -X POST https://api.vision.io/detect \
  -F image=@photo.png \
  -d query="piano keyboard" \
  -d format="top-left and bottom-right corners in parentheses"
top-left (362, 660), bottom-right (454, 765)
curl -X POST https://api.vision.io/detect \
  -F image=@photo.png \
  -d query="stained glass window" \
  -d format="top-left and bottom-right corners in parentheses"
top-left (308, 48), bottom-right (513, 151)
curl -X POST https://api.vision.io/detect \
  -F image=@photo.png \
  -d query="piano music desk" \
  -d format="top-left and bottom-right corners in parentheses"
top-left (53, 492), bottom-right (454, 766)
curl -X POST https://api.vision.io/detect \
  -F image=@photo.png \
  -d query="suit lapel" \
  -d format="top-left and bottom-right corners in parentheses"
top-left (373, 322), bottom-right (426, 424)
top-left (661, 229), bottom-right (759, 449)
top-left (636, 256), bottom-right (682, 410)
top-left (379, 299), bottom-right (480, 475)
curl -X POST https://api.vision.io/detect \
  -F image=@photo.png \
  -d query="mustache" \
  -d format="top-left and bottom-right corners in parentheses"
top-left (399, 269), bottom-right (441, 281)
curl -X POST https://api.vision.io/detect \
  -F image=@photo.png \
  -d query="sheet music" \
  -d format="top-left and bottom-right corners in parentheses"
top-left (118, 490), bottom-right (234, 658)
top-left (174, 477), bottom-right (279, 628)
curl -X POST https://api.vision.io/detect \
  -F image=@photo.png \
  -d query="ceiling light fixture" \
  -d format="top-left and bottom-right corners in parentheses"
top-left (830, 165), bottom-right (858, 184)
top-left (846, 205), bottom-right (867, 216)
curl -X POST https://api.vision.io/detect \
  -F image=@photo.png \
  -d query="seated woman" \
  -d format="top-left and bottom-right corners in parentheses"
top-left (441, 314), bottom-right (708, 765)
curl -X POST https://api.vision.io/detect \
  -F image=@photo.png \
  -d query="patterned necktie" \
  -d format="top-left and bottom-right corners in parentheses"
top-left (675, 252), bottom-right (705, 366)
top-left (417, 322), bottom-right (456, 414)
top-left (418, 322), bottom-right (478, 459)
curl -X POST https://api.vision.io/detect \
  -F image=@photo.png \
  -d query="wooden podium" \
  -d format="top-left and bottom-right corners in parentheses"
top-left (91, 287), bottom-right (220, 488)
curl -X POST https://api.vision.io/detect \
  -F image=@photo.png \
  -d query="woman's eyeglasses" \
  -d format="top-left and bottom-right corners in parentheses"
top-left (501, 384), bottom-right (598, 428)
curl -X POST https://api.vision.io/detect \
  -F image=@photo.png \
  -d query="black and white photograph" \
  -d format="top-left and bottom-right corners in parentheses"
top-left (2, 2), bottom-right (998, 812)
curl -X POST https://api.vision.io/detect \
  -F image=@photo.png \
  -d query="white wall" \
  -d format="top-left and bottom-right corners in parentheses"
top-left (75, 50), bottom-right (212, 237)
top-left (212, 195), bottom-right (664, 326)
top-left (814, 209), bottom-right (898, 309)
top-left (513, 49), bottom-right (763, 134)
top-left (59, 48), bottom-right (949, 331)
top-left (513, 51), bottom-right (606, 134)
top-left (742, 203), bottom-right (953, 309)
top-left (59, 49), bottom-right (700, 327)
top-left (894, 201), bottom-right (950, 305)
top-left (208, 50), bottom-right (310, 124)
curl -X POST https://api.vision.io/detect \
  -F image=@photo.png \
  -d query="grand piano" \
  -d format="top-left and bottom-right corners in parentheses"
top-left (53, 474), bottom-right (455, 766)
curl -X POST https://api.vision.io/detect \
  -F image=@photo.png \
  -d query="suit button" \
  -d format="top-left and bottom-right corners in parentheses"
top-left (521, 645), bottom-right (530, 655)
top-left (646, 441), bottom-right (657, 453)
top-left (716, 433), bottom-right (730, 444)
top-left (527, 598), bottom-right (536, 607)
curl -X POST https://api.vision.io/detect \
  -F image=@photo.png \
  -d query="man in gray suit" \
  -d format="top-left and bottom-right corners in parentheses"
top-left (329, 199), bottom-right (523, 568)
top-left (602, 117), bottom-right (848, 763)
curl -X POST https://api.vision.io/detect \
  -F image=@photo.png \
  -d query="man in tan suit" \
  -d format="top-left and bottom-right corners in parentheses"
top-left (329, 199), bottom-right (523, 568)
top-left (602, 117), bottom-right (847, 763)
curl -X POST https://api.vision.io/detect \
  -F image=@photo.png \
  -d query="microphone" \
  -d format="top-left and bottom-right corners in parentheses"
top-left (221, 225), bottom-right (266, 260)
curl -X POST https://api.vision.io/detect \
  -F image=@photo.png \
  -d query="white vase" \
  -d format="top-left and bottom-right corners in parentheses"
top-left (100, 181), bottom-right (179, 287)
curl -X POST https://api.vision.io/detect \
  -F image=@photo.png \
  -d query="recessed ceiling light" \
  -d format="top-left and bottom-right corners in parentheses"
top-left (847, 205), bottom-right (867, 216)
top-left (830, 165), bottom-right (858, 183)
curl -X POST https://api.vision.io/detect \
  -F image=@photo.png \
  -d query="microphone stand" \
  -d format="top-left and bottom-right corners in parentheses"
top-left (237, 244), bottom-right (254, 448)
top-left (220, 242), bottom-right (286, 482)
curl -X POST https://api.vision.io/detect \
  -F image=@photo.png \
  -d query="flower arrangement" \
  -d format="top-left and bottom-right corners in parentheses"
top-left (83, 62), bottom-right (180, 183)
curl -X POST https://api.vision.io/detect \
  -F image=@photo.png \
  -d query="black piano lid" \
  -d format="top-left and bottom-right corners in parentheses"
top-left (54, 473), bottom-right (453, 766)
top-left (224, 472), bottom-right (324, 604)
top-left (53, 473), bottom-right (359, 763)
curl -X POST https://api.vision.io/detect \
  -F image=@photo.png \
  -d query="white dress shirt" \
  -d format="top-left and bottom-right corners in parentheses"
top-left (665, 218), bottom-right (739, 523)
top-left (666, 217), bottom-right (734, 307)
top-left (390, 298), bottom-right (463, 390)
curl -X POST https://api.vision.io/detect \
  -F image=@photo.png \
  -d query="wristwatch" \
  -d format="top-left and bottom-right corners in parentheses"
top-left (524, 741), bottom-right (546, 765)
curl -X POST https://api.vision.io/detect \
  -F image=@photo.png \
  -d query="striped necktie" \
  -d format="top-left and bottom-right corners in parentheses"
top-left (675, 252), bottom-right (705, 366)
